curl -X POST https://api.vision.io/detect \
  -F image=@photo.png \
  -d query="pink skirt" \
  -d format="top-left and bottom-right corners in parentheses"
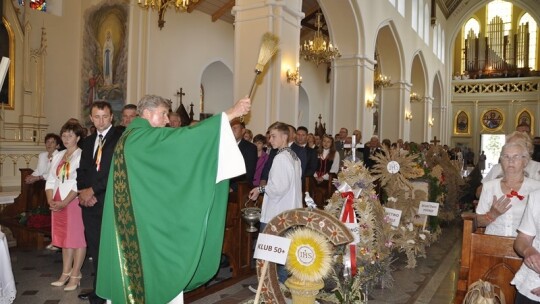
top-left (51, 189), bottom-right (86, 248)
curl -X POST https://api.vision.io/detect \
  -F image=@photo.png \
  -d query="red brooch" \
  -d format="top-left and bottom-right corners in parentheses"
top-left (506, 190), bottom-right (524, 200)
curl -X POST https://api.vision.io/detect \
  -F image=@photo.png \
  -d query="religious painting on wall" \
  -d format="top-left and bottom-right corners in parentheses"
top-left (454, 111), bottom-right (469, 135)
top-left (481, 109), bottom-right (504, 131)
top-left (80, 0), bottom-right (129, 127)
top-left (0, 17), bottom-right (14, 109)
top-left (516, 110), bottom-right (533, 133)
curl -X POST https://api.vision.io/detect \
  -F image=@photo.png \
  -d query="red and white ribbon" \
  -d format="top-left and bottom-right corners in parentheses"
top-left (338, 183), bottom-right (361, 277)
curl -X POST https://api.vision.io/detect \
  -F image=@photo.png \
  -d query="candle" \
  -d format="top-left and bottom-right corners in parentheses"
top-left (351, 134), bottom-right (356, 161)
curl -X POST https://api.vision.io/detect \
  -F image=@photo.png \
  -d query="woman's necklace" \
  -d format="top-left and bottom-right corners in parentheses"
top-left (502, 178), bottom-right (523, 190)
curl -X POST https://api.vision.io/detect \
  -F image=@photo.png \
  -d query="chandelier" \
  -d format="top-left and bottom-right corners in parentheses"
top-left (138, 0), bottom-right (198, 29)
top-left (300, 12), bottom-right (341, 67)
top-left (373, 50), bottom-right (392, 89)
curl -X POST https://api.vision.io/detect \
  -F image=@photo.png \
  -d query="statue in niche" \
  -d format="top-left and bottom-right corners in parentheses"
top-left (103, 29), bottom-right (114, 86)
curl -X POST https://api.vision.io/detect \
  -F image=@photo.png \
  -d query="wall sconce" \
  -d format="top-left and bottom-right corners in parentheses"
top-left (405, 111), bottom-right (413, 121)
top-left (366, 94), bottom-right (376, 109)
top-left (410, 92), bottom-right (423, 102)
top-left (287, 64), bottom-right (302, 86)
top-left (428, 117), bottom-right (435, 127)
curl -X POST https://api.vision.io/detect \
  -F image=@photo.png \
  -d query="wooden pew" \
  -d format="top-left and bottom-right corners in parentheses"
top-left (0, 168), bottom-right (50, 249)
top-left (455, 212), bottom-right (523, 304)
top-left (304, 173), bottom-right (336, 209)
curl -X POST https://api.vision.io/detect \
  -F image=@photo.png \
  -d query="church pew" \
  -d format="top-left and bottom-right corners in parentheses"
top-left (304, 174), bottom-right (336, 209)
top-left (455, 212), bottom-right (522, 304)
top-left (0, 168), bottom-right (50, 249)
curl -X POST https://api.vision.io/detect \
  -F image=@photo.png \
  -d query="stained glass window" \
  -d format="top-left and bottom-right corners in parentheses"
top-left (518, 13), bottom-right (537, 69)
top-left (18, 0), bottom-right (47, 12)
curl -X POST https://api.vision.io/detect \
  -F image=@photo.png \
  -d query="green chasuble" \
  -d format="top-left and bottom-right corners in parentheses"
top-left (96, 114), bottom-right (243, 303)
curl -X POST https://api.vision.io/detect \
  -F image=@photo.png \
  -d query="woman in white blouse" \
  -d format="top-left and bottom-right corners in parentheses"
top-left (45, 121), bottom-right (86, 291)
top-left (25, 133), bottom-right (61, 184)
top-left (476, 141), bottom-right (540, 236)
top-left (512, 189), bottom-right (540, 302)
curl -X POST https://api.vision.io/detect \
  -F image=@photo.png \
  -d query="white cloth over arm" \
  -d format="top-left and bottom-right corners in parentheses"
top-left (216, 112), bottom-right (246, 183)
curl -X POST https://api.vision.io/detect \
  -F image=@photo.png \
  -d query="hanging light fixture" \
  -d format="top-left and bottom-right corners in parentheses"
top-left (373, 50), bottom-right (392, 90)
top-left (138, 0), bottom-right (198, 30)
top-left (300, 12), bottom-right (341, 67)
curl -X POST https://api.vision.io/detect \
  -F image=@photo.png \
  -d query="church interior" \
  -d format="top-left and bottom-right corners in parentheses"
top-left (2, 0), bottom-right (540, 303)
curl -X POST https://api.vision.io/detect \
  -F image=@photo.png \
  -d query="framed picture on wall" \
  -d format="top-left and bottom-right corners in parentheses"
top-left (454, 111), bottom-right (470, 135)
top-left (481, 109), bottom-right (504, 132)
top-left (516, 110), bottom-right (533, 134)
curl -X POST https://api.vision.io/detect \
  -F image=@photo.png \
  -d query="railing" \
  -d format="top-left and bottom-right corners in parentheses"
top-left (453, 77), bottom-right (540, 95)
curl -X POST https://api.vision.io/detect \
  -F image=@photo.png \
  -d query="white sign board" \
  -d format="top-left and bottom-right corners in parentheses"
top-left (384, 207), bottom-right (402, 227)
top-left (253, 233), bottom-right (292, 265)
top-left (418, 201), bottom-right (440, 216)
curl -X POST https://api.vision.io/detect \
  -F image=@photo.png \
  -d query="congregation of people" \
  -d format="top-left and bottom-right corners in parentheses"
top-left (27, 95), bottom-right (540, 303)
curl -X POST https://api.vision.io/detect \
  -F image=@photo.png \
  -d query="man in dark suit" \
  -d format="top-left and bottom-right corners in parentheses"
top-left (295, 126), bottom-right (318, 178)
top-left (362, 135), bottom-right (382, 169)
top-left (229, 119), bottom-right (257, 190)
top-left (76, 101), bottom-right (123, 304)
top-left (288, 125), bottom-right (307, 176)
top-left (335, 127), bottom-right (348, 166)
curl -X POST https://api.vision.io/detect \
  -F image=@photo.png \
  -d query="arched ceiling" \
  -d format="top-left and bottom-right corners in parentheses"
top-left (190, 0), bottom-right (466, 25)
top-left (188, 0), bottom-right (322, 38)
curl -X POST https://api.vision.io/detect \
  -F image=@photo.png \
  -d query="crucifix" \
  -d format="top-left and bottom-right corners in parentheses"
top-left (176, 88), bottom-right (186, 104)
top-left (430, 136), bottom-right (440, 146)
top-left (175, 88), bottom-right (186, 112)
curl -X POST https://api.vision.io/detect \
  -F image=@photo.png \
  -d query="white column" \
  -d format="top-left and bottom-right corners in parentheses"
top-left (379, 81), bottom-right (411, 142)
top-left (232, 0), bottom-right (303, 132)
top-left (331, 56), bottom-right (375, 138)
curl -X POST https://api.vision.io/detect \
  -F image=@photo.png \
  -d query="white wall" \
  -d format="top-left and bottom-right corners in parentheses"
top-left (139, 9), bottom-right (235, 113)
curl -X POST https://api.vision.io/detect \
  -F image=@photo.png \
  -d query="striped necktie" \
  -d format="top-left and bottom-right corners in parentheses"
top-left (95, 134), bottom-right (104, 171)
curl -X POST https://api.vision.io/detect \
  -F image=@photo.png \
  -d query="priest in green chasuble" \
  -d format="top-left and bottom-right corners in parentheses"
top-left (96, 95), bottom-right (251, 304)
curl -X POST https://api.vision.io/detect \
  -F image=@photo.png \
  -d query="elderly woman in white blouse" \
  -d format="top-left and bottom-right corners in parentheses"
top-left (512, 188), bottom-right (540, 303)
top-left (476, 141), bottom-right (540, 236)
top-left (25, 133), bottom-right (61, 184)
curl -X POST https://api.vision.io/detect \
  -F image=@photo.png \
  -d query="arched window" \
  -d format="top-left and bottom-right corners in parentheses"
top-left (424, 2), bottom-right (430, 44)
top-left (487, 0), bottom-right (512, 35)
top-left (433, 27), bottom-right (437, 54)
top-left (441, 30), bottom-right (445, 63)
top-left (397, 0), bottom-right (405, 17)
top-left (518, 13), bottom-right (537, 69)
top-left (418, 0), bottom-right (424, 39)
top-left (464, 18), bottom-right (480, 37)
top-left (412, 0), bottom-right (418, 32)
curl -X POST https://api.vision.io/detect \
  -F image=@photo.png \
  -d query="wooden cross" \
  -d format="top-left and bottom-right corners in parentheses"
top-left (176, 87), bottom-right (185, 105)
top-left (430, 136), bottom-right (440, 146)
